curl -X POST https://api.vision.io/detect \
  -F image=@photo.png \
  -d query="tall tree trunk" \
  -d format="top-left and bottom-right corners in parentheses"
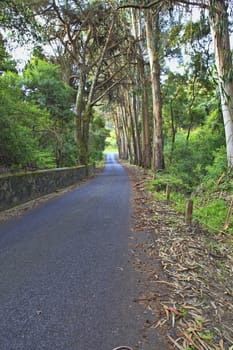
top-left (132, 93), bottom-right (142, 165)
top-left (113, 110), bottom-right (122, 158)
top-left (127, 93), bottom-right (138, 164)
top-left (170, 98), bottom-right (176, 163)
top-left (125, 89), bottom-right (141, 165)
top-left (131, 8), bottom-right (151, 168)
top-left (121, 100), bottom-right (133, 162)
top-left (75, 19), bottom-right (115, 165)
top-left (79, 105), bottom-right (92, 165)
top-left (114, 106), bottom-right (128, 160)
top-left (208, 0), bottom-right (233, 168)
top-left (142, 67), bottom-right (151, 169)
top-left (141, 63), bottom-right (151, 168)
top-left (145, 10), bottom-right (164, 172)
top-left (75, 74), bottom-right (85, 164)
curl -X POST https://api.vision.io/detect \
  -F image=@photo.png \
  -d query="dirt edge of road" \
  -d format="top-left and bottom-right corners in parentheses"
top-left (124, 162), bottom-right (233, 350)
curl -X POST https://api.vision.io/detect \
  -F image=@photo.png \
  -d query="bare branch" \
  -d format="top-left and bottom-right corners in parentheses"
top-left (91, 75), bottom-right (127, 107)
top-left (88, 16), bottom-right (116, 104)
top-left (96, 64), bottom-right (128, 90)
top-left (117, 0), bottom-right (162, 10)
top-left (176, 0), bottom-right (209, 9)
top-left (52, 0), bottom-right (66, 25)
top-left (117, 0), bottom-right (209, 11)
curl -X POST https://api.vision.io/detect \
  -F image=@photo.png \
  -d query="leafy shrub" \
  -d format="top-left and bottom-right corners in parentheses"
top-left (88, 115), bottom-right (110, 163)
top-left (105, 130), bottom-right (118, 153)
top-left (193, 197), bottom-right (233, 234)
top-left (148, 173), bottom-right (184, 191)
top-left (0, 72), bottom-right (53, 169)
top-left (164, 126), bottom-right (225, 191)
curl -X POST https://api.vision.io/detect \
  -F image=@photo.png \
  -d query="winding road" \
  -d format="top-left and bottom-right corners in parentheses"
top-left (0, 154), bottom-right (145, 350)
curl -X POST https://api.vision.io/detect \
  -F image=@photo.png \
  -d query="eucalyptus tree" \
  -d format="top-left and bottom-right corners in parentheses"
top-left (167, 0), bottom-right (233, 168)
top-left (31, 0), bottom-right (130, 164)
top-left (121, 0), bottom-right (233, 169)
top-left (171, 0), bottom-right (233, 168)
top-left (144, 6), bottom-right (164, 171)
top-left (118, 1), bottom-right (172, 172)
top-left (130, 8), bottom-right (151, 168)
top-left (107, 8), bottom-right (150, 167)
top-left (1, 0), bottom-right (131, 164)
top-left (208, 0), bottom-right (233, 168)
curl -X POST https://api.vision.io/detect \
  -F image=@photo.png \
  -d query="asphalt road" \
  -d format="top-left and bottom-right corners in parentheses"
top-left (0, 153), bottom-right (145, 350)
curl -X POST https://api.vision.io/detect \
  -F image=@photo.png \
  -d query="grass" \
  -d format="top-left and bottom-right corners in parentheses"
top-left (147, 173), bottom-right (233, 235)
top-left (193, 197), bottom-right (232, 233)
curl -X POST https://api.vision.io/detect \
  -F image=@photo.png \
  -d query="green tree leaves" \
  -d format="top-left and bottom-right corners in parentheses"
top-left (0, 71), bottom-right (51, 168)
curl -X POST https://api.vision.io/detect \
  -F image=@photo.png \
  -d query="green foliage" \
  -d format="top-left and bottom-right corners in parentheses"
top-left (24, 58), bottom-right (75, 121)
top-left (0, 0), bottom-right (43, 41)
top-left (0, 71), bottom-right (54, 168)
top-left (23, 57), bottom-right (77, 167)
top-left (164, 109), bottom-right (225, 190)
top-left (0, 33), bottom-right (17, 73)
top-left (149, 173), bottom-right (233, 235)
top-left (105, 130), bottom-right (118, 153)
top-left (204, 146), bottom-right (227, 180)
top-left (168, 24), bottom-right (183, 47)
top-left (182, 20), bottom-right (210, 44)
top-left (0, 54), bottom-right (110, 170)
top-left (148, 173), bottom-right (184, 191)
top-left (60, 133), bottom-right (78, 167)
top-left (194, 197), bottom-right (233, 234)
top-left (148, 175), bottom-right (187, 212)
top-left (151, 92), bottom-right (232, 235)
top-left (88, 115), bottom-right (110, 163)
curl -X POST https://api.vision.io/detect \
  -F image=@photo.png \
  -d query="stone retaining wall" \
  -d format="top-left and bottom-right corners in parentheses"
top-left (0, 165), bottom-right (95, 211)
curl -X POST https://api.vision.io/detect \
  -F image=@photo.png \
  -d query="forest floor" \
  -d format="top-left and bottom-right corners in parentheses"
top-left (125, 163), bottom-right (233, 350)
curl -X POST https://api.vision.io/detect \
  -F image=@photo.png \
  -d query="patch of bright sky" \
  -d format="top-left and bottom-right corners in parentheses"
top-left (166, 7), bottom-right (233, 75)
top-left (166, 8), bottom-right (201, 74)
top-left (6, 38), bottom-right (55, 72)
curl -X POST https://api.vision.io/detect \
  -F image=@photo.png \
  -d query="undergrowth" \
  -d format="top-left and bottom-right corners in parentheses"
top-left (147, 171), bottom-right (233, 236)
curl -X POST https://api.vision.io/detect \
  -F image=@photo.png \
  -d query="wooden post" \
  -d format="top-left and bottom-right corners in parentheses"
top-left (166, 184), bottom-right (170, 204)
top-left (185, 199), bottom-right (193, 225)
top-left (223, 199), bottom-right (233, 230)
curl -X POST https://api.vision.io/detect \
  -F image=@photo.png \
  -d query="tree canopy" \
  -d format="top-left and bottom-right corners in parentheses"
top-left (0, 0), bottom-right (233, 175)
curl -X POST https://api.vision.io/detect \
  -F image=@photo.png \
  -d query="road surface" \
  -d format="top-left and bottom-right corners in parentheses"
top-left (0, 154), bottom-right (141, 350)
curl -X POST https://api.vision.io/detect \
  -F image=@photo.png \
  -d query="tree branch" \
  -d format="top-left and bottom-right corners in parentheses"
top-left (96, 64), bottom-right (128, 90)
top-left (52, 0), bottom-right (66, 25)
top-left (176, 0), bottom-right (209, 9)
top-left (117, 0), bottom-right (161, 10)
top-left (91, 75), bottom-right (127, 107)
top-left (88, 16), bottom-right (115, 104)
top-left (117, 0), bottom-right (209, 11)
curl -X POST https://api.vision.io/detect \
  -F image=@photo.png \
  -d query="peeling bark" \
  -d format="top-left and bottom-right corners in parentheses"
top-left (145, 10), bottom-right (164, 171)
top-left (208, 0), bottom-right (233, 168)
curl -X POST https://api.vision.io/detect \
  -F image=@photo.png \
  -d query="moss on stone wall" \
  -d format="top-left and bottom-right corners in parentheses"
top-left (0, 165), bottom-right (95, 211)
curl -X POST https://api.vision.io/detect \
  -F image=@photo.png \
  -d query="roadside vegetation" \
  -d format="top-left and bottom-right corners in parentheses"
top-left (0, 1), bottom-right (232, 347)
top-left (129, 165), bottom-right (233, 350)
top-left (147, 141), bottom-right (233, 235)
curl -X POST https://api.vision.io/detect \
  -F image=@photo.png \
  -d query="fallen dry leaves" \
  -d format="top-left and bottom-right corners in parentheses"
top-left (125, 164), bottom-right (233, 350)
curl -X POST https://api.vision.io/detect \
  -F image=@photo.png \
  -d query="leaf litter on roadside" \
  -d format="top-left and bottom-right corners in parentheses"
top-left (125, 164), bottom-right (233, 350)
